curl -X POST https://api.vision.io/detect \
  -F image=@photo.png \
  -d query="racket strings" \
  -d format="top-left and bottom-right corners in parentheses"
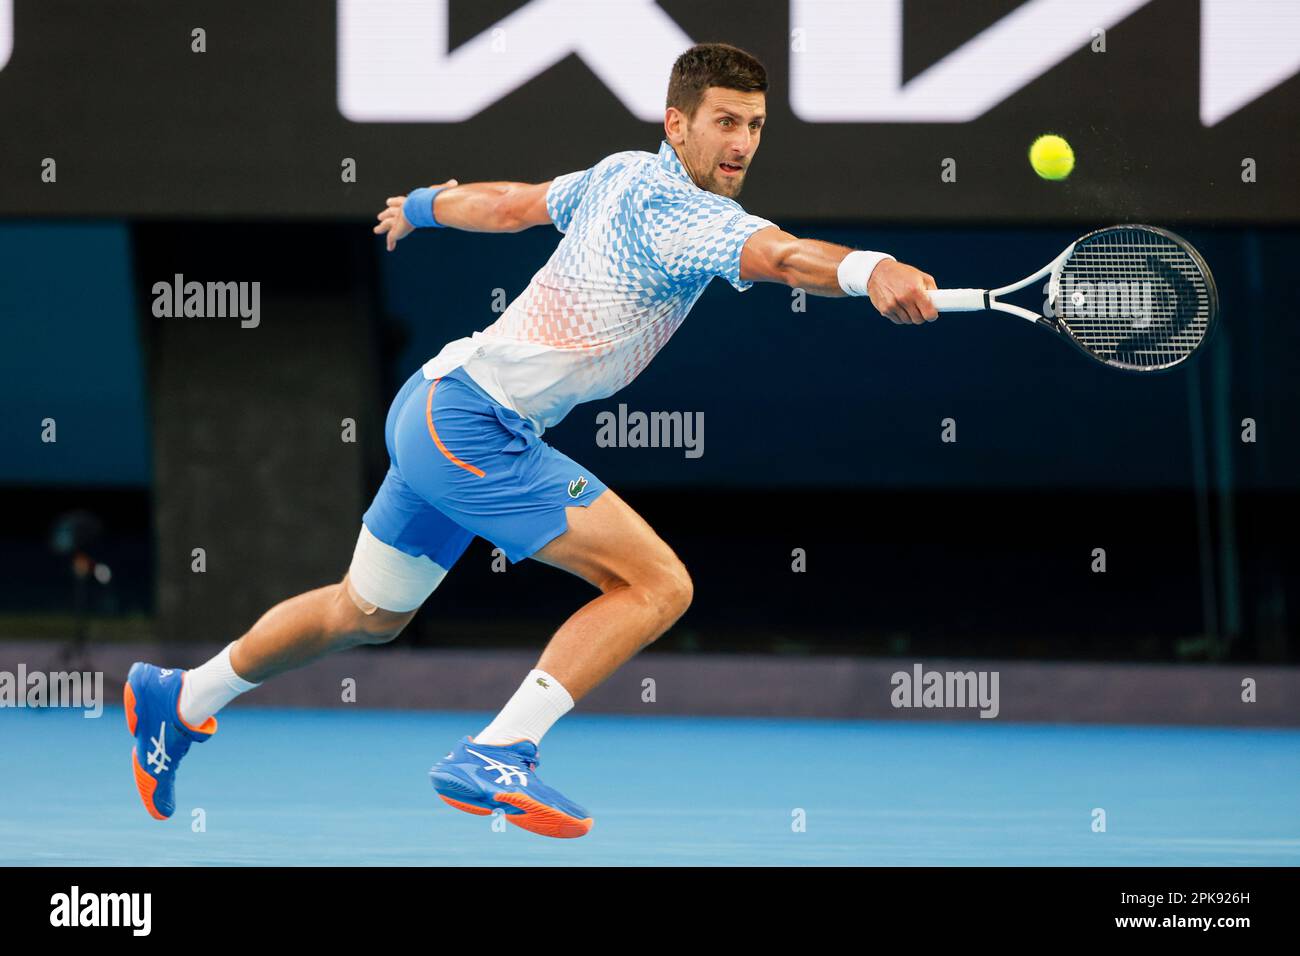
top-left (1055, 228), bottom-right (1211, 370)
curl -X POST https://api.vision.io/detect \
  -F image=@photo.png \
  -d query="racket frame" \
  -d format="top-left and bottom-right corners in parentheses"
top-left (926, 224), bottom-right (1219, 372)
top-left (927, 246), bottom-right (1071, 324)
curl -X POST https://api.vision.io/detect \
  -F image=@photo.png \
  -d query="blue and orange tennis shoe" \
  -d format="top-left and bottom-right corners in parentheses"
top-left (123, 662), bottom-right (217, 820)
top-left (430, 736), bottom-right (593, 839)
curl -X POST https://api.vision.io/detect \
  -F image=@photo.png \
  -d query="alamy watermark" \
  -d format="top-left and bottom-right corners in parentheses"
top-left (0, 665), bottom-right (103, 717)
top-left (151, 273), bottom-right (260, 328)
top-left (595, 404), bottom-right (703, 459)
top-left (1051, 277), bottom-right (1156, 328)
top-left (890, 663), bottom-right (999, 718)
top-left (50, 886), bottom-right (151, 936)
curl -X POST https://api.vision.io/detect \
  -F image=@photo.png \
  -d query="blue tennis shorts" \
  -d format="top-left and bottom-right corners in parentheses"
top-left (361, 366), bottom-right (607, 567)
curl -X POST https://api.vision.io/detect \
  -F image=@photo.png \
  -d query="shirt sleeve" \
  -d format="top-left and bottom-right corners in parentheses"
top-left (545, 168), bottom-right (593, 234)
top-left (649, 193), bottom-right (776, 291)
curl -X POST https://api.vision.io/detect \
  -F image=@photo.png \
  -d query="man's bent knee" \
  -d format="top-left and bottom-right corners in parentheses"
top-left (629, 560), bottom-right (692, 633)
top-left (355, 608), bottom-right (413, 645)
top-left (660, 561), bottom-right (694, 622)
top-left (334, 579), bottom-right (414, 645)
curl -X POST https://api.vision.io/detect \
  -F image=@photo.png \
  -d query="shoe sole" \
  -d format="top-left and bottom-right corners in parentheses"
top-left (432, 773), bottom-right (593, 839)
top-left (495, 791), bottom-right (593, 839)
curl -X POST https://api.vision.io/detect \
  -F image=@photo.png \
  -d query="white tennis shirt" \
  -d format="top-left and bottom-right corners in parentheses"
top-left (422, 140), bottom-right (776, 435)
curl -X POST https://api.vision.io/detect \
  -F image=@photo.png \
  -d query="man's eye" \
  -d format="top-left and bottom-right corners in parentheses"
top-left (719, 118), bottom-right (732, 128)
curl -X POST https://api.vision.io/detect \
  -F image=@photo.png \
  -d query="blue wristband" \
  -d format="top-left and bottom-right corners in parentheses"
top-left (403, 186), bottom-right (448, 228)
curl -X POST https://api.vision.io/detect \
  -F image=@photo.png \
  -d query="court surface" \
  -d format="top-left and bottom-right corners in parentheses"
top-left (2, 707), bottom-right (1297, 866)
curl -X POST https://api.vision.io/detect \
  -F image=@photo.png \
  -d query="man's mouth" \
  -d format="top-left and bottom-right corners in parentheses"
top-left (718, 161), bottom-right (744, 176)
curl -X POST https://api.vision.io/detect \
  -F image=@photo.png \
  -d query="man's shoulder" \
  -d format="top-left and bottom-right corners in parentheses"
top-left (589, 148), bottom-right (655, 177)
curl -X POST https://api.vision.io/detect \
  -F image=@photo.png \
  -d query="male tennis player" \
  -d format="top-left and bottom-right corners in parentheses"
top-left (124, 43), bottom-right (938, 838)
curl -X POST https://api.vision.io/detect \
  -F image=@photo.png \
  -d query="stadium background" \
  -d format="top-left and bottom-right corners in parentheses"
top-left (1, 0), bottom-right (1297, 677)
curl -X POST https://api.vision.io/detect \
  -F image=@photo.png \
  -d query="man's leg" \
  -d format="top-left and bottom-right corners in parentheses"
top-left (177, 504), bottom-right (472, 727)
top-left (227, 574), bottom-right (415, 684)
top-left (173, 574), bottom-right (414, 728)
top-left (127, 368), bottom-right (477, 821)
top-left (470, 487), bottom-right (690, 748)
top-left (399, 369), bottom-right (688, 835)
top-left (127, 545), bottom-right (441, 821)
top-left (431, 486), bottom-right (687, 837)
top-left (179, 367), bottom-right (472, 722)
top-left (530, 488), bottom-right (692, 701)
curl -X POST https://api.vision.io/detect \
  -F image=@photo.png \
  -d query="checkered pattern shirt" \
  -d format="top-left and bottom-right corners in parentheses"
top-left (423, 140), bottom-right (775, 433)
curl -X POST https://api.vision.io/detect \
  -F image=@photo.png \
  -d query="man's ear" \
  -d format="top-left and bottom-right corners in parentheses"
top-left (663, 107), bottom-right (686, 145)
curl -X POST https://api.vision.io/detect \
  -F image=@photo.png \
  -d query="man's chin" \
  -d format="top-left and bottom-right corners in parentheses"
top-left (706, 175), bottom-right (744, 198)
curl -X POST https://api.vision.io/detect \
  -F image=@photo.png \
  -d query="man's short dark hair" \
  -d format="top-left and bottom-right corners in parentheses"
top-left (666, 43), bottom-right (768, 119)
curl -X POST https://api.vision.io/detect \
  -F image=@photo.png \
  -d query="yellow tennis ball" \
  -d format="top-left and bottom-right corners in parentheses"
top-left (1029, 134), bottom-right (1074, 180)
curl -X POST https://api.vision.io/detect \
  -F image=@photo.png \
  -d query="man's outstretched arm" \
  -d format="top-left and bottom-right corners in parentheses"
top-left (373, 179), bottom-right (554, 250)
top-left (739, 226), bottom-right (939, 325)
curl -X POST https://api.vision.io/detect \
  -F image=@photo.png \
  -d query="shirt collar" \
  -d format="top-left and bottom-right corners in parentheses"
top-left (657, 140), bottom-right (694, 185)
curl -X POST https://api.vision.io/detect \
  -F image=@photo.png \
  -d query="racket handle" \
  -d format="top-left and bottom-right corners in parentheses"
top-left (927, 288), bottom-right (988, 312)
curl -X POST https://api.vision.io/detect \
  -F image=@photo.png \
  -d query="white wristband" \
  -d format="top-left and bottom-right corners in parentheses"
top-left (837, 250), bottom-right (895, 297)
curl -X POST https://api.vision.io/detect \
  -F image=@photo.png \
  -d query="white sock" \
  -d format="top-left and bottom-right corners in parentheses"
top-left (475, 669), bottom-right (574, 746)
top-left (178, 642), bottom-right (260, 726)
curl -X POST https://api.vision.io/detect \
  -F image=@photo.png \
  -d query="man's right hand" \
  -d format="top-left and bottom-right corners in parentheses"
top-left (867, 260), bottom-right (939, 325)
top-left (373, 179), bottom-right (458, 251)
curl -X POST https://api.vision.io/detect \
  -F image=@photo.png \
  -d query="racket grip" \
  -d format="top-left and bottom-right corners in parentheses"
top-left (926, 289), bottom-right (988, 312)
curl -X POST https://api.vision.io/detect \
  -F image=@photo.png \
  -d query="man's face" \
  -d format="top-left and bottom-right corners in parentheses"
top-left (668, 87), bottom-right (766, 199)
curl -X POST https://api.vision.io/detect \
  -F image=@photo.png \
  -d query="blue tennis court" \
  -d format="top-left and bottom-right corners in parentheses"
top-left (4, 707), bottom-right (1297, 866)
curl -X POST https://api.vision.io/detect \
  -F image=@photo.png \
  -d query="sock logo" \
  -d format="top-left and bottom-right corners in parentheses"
top-left (466, 746), bottom-right (528, 786)
top-left (535, 677), bottom-right (550, 689)
top-left (146, 722), bottom-right (171, 774)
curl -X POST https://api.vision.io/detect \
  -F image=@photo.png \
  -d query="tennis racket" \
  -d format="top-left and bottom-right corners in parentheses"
top-left (926, 224), bottom-right (1218, 372)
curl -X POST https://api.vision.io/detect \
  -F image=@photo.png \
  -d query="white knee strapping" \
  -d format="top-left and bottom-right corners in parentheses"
top-left (347, 524), bottom-right (448, 613)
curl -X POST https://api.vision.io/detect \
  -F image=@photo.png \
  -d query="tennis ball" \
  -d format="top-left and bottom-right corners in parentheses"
top-left (1029, 134), bottom-right (1074, 180)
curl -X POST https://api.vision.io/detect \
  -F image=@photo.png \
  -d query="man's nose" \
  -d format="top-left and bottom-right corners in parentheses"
top-left (728, 133), bottom-right (752, 158)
